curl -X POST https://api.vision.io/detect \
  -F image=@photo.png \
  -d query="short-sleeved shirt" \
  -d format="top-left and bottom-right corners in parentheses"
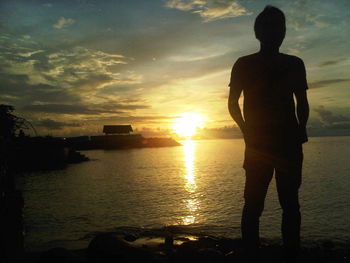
top-left (229, 52), bottom-right (308, 149)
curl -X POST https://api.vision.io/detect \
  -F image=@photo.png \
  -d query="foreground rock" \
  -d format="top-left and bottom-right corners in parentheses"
top-left (24, 231), bottom-right (350, 263)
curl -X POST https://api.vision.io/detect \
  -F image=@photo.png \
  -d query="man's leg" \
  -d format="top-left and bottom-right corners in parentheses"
top-left (241, 165), bottom-right (273, 252)
top-left (275, 146), bottom-right (303, 260)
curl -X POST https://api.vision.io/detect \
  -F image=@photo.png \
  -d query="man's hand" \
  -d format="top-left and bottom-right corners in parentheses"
top-left (298, 125), bottom-right (308, 143)
top-left (294, 60), bottom-right (309, 144)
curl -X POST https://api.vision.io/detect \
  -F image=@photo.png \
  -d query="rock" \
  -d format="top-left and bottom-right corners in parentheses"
top-left (87, 233), bottom-right (132, 262)
top-left (216, 238), bottom-right (242, 254)
top-left (124, 234), bottom-right (138, 242)
top-left (174, 240), bottom-right (225, 263)
top-left (151, 251), bottom-right (169, 263)
top-left (197, 236), bottom-right (218, 248)
top-left (87, 233), bottom-right (152, 263)
top-left (177, 240), bottom-right (199, 253)
top-left (164, 235), bottom-right (174, 247)
top-left (224, 250), bottom-right (236, 258)
top-left (197, 248), bottom-right (224, 262)
top-left (322, 240), bottom-right (335, 250)
top-left (39, 247), bottom-right (84, 263)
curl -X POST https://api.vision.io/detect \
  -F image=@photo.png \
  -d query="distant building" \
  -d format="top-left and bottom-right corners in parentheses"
top-left (103, 125), bottom-right (133, 135)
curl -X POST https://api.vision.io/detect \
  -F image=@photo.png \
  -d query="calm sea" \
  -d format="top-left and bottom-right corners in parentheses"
top-left (18, 137), bottom-right (350, 250)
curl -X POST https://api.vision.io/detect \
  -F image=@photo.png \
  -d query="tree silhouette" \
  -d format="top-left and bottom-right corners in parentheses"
top-left (0, 105), bottom-right (26, 261)
top-left (0, 104), bottom-right (35, 138)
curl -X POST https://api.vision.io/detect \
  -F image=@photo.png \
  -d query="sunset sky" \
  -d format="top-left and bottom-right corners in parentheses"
top-left (1, 0), bottom-right (349, 137)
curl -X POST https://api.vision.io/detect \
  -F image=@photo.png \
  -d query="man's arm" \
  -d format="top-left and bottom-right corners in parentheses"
top-left (295, 90), bottom-right (309, 128)
top-left (228, 59), bottom-right (246, 135)
top-left (228, 85), bottom-right (245, 134)
top-left (295, 89), bottom-right (309, 143)
top-left (294, 58), bottom-right (309, 143)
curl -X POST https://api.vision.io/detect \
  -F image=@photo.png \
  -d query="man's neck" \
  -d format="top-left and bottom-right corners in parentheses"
top-left (259, 44), bottom-right (280, 54)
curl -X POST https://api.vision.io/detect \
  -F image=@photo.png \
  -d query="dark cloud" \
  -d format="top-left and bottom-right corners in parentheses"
top-left (104, 104), bottom-right (150, 110)
top-left (35, 119), bottom-right (81, 130)
top-left (0, 72), bottom-right (29, 86)
top-left (97, 85), bottom-right (138, 95)
top-left (22, 102), bottom-right (150, 115)
top-left (84, 115), bottom-right (177, 124)
top-left (0, 73), bottom-right (82, 105)
top-left (327, 123), bottom-right (350, 130)
top-left (308, 107), bottom-right (350, 137)
top-left (0, 35), bottom-right (148, 122)
top-left (308, 78), bottom-right (350, 89)
top-left (22, 104), bottom-right (105, 115)
top-left (306, 118), bottom-right (324, 129)
top-left (314, 105), bottom-right (350, 126)
top-left (319, 59), bottom-right (345, 67)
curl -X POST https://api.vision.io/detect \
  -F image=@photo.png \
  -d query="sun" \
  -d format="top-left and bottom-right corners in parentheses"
top-left (173, 113), bottom-right (204, 138)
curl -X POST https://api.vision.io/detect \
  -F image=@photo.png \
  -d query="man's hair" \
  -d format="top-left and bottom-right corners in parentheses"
top-left (254, 5), bottom-right (286, 43)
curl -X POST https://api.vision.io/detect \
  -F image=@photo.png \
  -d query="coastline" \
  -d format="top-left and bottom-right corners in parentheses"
top-left (23, 226), bottom-right (350, 262)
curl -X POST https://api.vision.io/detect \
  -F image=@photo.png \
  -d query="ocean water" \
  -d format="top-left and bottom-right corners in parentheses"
top-left (18, 137), bottom-right (350, 250)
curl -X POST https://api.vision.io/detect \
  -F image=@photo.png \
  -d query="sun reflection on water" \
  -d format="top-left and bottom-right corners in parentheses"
top-left (182, 140), bottom-right (199, 225)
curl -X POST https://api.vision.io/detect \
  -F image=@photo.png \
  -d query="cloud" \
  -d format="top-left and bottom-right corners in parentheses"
top-left (165, 0), bottom-right (249, 22)
top-left (0, 34), bottom-right (140, 104)
top-left (165, 0), bottom-right (199, 11)
top-left (309, 106), bottom-right (350, 136)
top-left (84, 115), bottom-right (177, 124)
top-left (17, 50), bottom-right (44, 58)
top-left (169, 49), bottom-right (228, 62)
top-left (314, 105), bottom-right (350, 126)
top-left (35, 119), bottom-right (81, 130)
top-left (22, 104), bottom-right (109, 115)
top-left (319, 58), bottom-right (345, 67)
top-left (42, 3), bottom-right (53, 8)
top-left (22, 102), bottom-right (150, 115)
top-left (31, 47), bottom-right (133, 94)
top-left (53, 17), bottom-right (75, 29)
top-left (0, 35), bottom-right (153, 136)
top-left (67, 19), bottom-right (240, 101)
top-left (308, 78), bottom-right (350, 89)
top-left (285, 1), bottom-right (330, 30)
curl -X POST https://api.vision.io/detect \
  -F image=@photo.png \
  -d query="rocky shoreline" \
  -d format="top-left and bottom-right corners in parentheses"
top-left (23, 227), bottom-right (350, 263)
top-left (10, 135), bottom-right (180, 172)
top-left (66, 135), bottom-right (181, 150)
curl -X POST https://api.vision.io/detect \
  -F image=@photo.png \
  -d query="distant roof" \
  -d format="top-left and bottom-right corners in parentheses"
top-left (103, 125), bottom-right (133, 134)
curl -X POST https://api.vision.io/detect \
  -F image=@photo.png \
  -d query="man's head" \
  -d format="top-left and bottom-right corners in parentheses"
top-left (254, 6), bottom-right (286, 48)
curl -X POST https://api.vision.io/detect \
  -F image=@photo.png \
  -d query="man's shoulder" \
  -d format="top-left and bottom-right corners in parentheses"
top-left (236, 53), bottom-right (259, 63)
top-left (279, 53), bottom-right (305, 66)
top-left (233, 53), bottom-right (260, 68)
top-left (232, 53), bottom-right (306, 72)
top-left (236, 53), bottom-right (305, 65)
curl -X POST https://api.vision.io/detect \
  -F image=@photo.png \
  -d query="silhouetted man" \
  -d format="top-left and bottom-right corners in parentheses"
top-left (228, 6), bottom-right (309, 261)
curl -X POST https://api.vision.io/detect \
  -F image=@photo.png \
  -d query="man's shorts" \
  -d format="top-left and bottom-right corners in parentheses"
top-left (243, 143), bottom-right (303, 174)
